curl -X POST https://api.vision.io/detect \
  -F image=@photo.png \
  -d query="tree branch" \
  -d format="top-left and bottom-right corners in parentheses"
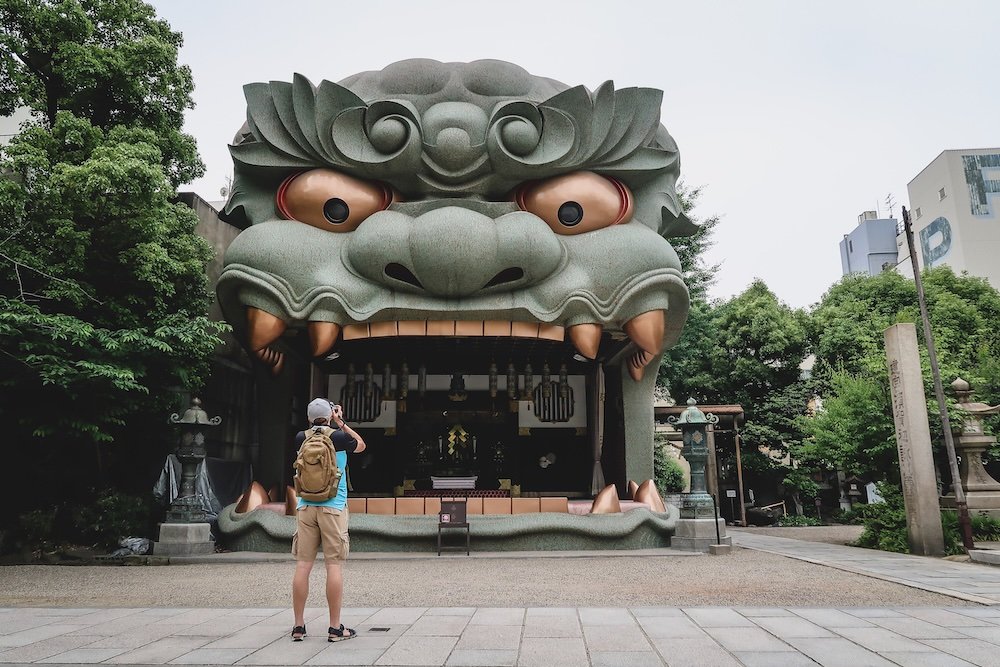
top-left (0, 222), bottom-right (29, 248)
top-left (0, 346), bottom-right (33, 369)
top-left (0, 251), bottom-right (102, 304)
top-left (1, 45), bottom-right (50, 85)
top-left (1, 45), bottom-right (57, 126)
top-left (13, 261), bottom-right (24, 300)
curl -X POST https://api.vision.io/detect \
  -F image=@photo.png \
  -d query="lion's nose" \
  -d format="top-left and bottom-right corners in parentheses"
top-left (346, 207), bottom-right (561, 298)
top-left (407, 207), bottom-right (510, 297)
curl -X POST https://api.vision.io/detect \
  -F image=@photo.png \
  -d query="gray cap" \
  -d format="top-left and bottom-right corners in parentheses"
top-left (306, 398), bottom-right (333, 422)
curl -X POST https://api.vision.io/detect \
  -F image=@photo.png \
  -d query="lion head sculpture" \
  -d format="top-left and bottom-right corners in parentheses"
top-left (218, 59), bottom-right (693, 382)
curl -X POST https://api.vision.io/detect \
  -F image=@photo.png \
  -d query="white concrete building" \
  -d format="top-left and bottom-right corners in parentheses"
top-left (840, 211), bottom-right (899, 277)
top-left (0, 107), bottom-right (32, 146)
top-left (898, 148), bottom-right (1000, 286)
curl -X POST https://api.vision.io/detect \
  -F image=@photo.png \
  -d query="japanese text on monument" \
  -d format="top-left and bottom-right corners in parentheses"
top-left (889, 359), bottom-right (918, 523)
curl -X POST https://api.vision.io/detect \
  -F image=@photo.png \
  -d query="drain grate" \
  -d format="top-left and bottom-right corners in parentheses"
top-left (370, 627), bottom-right (391, 632)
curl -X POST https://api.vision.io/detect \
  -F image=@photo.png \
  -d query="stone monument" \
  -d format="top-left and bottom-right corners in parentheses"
top-left (884, 323), bottom-right (944, 556)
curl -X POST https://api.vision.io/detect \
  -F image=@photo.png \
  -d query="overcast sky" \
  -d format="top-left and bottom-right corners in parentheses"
top-left (149, 0), bottom-right (999, 310)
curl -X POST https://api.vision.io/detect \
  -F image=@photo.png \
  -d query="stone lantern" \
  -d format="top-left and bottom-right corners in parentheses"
top-left (668, 399), bottom-right (731, 553)
top-left (941, 378), bottom-right (1000, 518)
top-left (845, 475), bottom-right (864, 506)
top-left (670, 399), bottom-right (717, 518)
top-left (165, 398), bottom-right (221, 523)
top-left (154, 397), bottom-right (221, 556)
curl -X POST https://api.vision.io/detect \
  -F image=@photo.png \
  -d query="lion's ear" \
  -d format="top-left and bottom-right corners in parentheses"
top-left (660, 208), bottom-right (698, 238)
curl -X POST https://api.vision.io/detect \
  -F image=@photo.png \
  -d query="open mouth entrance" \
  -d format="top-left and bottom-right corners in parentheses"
top-left (309, 332), bottom-right (613, 502)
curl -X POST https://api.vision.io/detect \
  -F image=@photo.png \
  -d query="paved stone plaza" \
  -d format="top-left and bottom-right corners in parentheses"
top-left (5, 529), bottom-right (1000, 665)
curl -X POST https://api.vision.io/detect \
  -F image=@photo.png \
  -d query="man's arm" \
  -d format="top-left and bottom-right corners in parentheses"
top-left (338, 422), bottom-right (366, 453)
top-left (333, 411), bottom-right (366, 453)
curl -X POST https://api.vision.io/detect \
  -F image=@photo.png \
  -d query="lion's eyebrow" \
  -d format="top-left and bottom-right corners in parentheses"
top-left (389, 200), bottom-right (519, 217)
top-left (224, 73), bottom-right (694, 239)
top-left (495, 82), bottom-right (674, 176)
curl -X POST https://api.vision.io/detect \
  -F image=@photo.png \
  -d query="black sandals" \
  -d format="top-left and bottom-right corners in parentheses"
top-left (328, 624), bottom-right (357, 642)
top-left (291, 625), bottom-right (306, 641)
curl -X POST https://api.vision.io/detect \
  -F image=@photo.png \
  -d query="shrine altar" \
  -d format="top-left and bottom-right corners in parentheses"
top-left (403, 489), bottom-right (510, 498)
top-left (431, 476), bottom-right (478, 490)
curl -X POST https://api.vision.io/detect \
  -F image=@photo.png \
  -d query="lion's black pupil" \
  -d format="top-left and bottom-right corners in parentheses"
top-left (323, 198), bottom-right (350, 224)
top-left (557, 201), bottom-right (583, 226)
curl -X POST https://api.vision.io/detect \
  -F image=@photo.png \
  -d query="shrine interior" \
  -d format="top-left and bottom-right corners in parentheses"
top-left (283, 331), bottom-right (627, 500)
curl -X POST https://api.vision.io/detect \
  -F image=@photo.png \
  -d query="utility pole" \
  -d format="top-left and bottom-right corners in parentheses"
top-left (901, 206), bottom-right (974, 550)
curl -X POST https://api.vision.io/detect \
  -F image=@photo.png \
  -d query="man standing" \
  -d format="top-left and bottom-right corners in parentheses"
top-left (291, 398), bottom-right (366, 642)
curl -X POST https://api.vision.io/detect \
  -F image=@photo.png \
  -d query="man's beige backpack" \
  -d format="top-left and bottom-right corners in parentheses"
top-left (293, 426), bottom-right (342, 501)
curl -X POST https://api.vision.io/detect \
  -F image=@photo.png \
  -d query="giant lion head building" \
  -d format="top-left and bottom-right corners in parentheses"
top-left (216, 59), bottom-right (695, 548)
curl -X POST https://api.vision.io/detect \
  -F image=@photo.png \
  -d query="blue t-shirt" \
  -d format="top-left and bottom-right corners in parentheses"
top-left (294, 426), bottom-right (356, 511)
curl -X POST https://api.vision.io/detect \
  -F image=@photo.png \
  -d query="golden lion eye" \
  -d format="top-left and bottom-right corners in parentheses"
top-left (515, 171), bottom-right (633, 235)
top-left (276, 168), bottom-right (393, 232)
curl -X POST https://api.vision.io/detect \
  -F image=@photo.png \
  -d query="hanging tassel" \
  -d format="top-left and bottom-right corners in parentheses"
top-left (382, 363), bottom-right (393, 400)
top-left (507, 362), bottom-right (518, 412)
top-left (399, 363), bottom-right (409, 399)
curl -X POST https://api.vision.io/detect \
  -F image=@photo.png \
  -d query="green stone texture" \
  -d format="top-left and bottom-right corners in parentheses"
top-left (217, 59), bottom-right (692, 348)
top-left (215, 60), bottom-right (696, 549)
top-left (218, 504), bottom-right (678, 553)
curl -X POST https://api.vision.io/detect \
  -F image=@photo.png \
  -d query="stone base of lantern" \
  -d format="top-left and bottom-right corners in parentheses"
top-left (154, 522), bottom-right (214, 556)
top-left (941, 495), bottom-right (1000, 520)
top-left (671, 517), bottom-right (730, 553)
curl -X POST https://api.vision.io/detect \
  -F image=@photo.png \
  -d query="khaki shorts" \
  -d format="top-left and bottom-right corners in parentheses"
top-left (292, 505), bottom-right (350, 562)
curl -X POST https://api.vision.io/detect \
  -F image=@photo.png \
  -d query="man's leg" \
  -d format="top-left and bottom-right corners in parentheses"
top-left (318, 507), bottom-right (353, 639)
top-left (324, 560), bottom-right (344, 629)
top-left (291, 506), bottom-right (321, 633)
top-left (292, 560), bottom-right (314, 627)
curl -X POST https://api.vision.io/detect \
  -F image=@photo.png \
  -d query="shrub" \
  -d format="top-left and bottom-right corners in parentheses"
top-left (972, 514), bottom-right (1000, 541)
top-left (17, 509), bottom-right (57, 549)
top-left (940, 512), bottom-right (1000, 552)
top-left (776, 514), bottom-right (822, 527)
top-left (72, 490), bottom-right (155, 548)
top-left (828, 507), bottom-right (863, 525)
top-left (855, 482), bottom-right (910, 553)
top-left (938, 512), bottom-right (964, 556)
top-left (856, 483), bottom-right (1000, 556)
top-left (654, 444), bottom-right (686, 494)
top-left (4, 489), bottom-right (156, 555)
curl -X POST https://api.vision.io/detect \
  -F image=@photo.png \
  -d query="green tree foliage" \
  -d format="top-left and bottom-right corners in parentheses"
top-left (711, 281), bottom-right (809, 401)
top-left (804, 267), bottom-right (1000, 483)
top-left (662, 271), bottom-right (814, 510)
top-left (798, 372), bottom-right (897, 481)
top-left (669, 183), bottom-right (721, 301)
top-left (653, 436), bottom-right (686, 494)
top-left (0, 0), bottom-right (200, 185)
top-left (709, 281), bottom-right (813, 507)
top-left (0, 0), bottom-right (224, 512)
top-left (658, 183), bottom-right (722, 402)
top-left (659, 299), bottom-right (720, 403)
